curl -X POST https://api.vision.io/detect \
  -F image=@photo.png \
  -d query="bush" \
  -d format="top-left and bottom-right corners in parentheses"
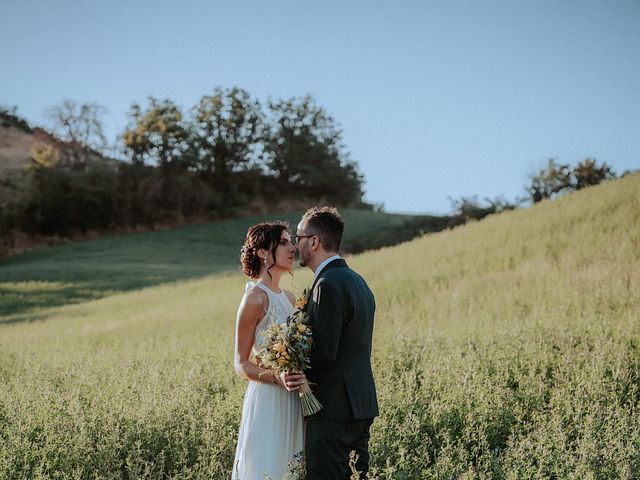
top-left (528, 158), bottom-right (617, 203)
top-left (448, 196), bottom-right (518, 228)
top-left (0, 105), bottom-right (33, 133)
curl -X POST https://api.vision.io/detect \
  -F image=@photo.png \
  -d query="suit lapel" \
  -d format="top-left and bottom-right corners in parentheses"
top-left (310, 258), bottom-right (348, 293)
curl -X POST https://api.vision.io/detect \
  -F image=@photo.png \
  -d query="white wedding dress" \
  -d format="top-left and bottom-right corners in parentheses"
top-left (232, 282), bottom-right (305, 480)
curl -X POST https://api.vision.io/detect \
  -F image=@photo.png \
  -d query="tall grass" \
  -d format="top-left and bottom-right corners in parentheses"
top-left (0, 174), bottom-right (638, 478)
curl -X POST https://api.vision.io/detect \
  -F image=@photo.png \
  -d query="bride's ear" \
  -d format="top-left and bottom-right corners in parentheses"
top-left (257, 248), bottom-right (269, 263)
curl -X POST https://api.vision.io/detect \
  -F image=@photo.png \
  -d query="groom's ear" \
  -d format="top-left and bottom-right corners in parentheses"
top-left (310, 236), bottom-right (322, 252)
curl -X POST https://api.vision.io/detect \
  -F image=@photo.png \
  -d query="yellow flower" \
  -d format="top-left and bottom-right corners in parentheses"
top-left (295, 296), bottom-right (307, 310)
top-left (297, 324), bottom-right (306, 333)
top-left (272, 342), bottom-right (286, 353)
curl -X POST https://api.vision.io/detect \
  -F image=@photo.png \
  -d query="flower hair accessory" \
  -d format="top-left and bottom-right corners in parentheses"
top-left (240, 245), bottom-right (256, 255)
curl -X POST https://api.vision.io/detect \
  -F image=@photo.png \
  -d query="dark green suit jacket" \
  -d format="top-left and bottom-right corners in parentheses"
top-left (305, 258), bottom-right (379, 421)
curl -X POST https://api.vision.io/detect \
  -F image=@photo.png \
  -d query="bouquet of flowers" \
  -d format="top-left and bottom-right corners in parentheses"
top-left (257, 289), bottom-right (322, 416)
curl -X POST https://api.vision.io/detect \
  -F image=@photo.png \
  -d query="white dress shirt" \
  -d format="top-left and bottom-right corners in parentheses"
top-left (313, 255), bottom-right (342, 280)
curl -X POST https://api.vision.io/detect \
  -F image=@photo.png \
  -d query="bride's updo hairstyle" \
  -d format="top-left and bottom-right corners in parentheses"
top-left (240, 221), bottom-right (289, 279)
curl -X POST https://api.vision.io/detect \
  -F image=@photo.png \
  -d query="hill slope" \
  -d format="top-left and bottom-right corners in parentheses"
top-left (0, 209), bottom-right (444, 321)
top-left (0, 174), bottom-right (638, 477)
top-left (0, 124), bottom-right (45, 173)
top-left (0, 121), bottom-right (107, 174)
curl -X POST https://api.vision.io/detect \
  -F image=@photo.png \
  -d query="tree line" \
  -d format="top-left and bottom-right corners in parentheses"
top-left (0, 94), bottom-right (629, 255)
top-left (446, 157), bottom-right (624, 225)
top-left (0, 89), bottom-right (365, 239)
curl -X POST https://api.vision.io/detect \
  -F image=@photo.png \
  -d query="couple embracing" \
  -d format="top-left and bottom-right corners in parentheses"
top-left (232, 206), bottom-right (379, 479)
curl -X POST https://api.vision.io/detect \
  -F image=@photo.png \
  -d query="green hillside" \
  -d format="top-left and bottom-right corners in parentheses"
top-left (0, 209), bottom-right (444, 322)
top-left (0, 174), bottom-right (638, 477)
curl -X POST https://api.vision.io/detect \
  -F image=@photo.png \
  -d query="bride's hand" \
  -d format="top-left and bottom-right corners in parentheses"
top-left (278, 371), bottom-right (306, 392)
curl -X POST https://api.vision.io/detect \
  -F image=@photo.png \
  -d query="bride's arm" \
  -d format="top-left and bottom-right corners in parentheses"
top-left (234, 289), bottom-right (281, 386)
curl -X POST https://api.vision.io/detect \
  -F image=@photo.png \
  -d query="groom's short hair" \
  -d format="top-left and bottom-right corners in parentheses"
top-left (302, 206), bottom-right (344, 253)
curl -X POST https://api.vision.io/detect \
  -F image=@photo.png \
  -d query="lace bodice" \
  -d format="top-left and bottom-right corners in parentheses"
top-left (247, 281), bottom-right (294, 356)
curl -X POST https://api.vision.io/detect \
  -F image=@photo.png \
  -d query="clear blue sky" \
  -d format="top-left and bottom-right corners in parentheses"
top-left (2, 0), bottom-right (639, 213)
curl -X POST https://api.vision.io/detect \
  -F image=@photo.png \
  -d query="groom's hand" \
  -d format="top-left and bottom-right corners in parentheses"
top-left (279, 372), bottom-right (306, 392)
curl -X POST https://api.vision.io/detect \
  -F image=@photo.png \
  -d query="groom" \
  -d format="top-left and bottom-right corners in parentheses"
top-left (289, 206), bottom-right (379, 479)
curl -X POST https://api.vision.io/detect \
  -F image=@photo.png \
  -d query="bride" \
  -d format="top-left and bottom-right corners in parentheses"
top-left (232, 221), bottom-right (307, 479)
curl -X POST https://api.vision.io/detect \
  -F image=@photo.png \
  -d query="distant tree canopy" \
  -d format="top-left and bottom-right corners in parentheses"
top-left (1, 105), bottom-right (33, 133)
top-left (190, 87), bottom-right (264, 179)
top-left (527, 158), bottom-right (616, 203)
top-left (445, 157), bottom-right (618, 228)
top-left (0, 94), bottom-right (628, 249)
top-left (447, 195), bottom-right (519, 227)
top-left (119, 90), bottom-right (365, 212)
top-left (123, 98), bottom-right (188, 171)
top-left (265, 96), bottom-right (363, 205)
top-left (45, 99), bottom-right (108, 168)
top-left (0, 89), bottom-right (367, 239)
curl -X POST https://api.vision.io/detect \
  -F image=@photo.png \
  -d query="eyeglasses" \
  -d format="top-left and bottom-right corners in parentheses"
top-left (291, 234), bottom-right (316, 245)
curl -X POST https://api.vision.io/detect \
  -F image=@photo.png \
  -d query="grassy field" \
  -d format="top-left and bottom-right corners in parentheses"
top-left (0, 209), bottom-right (440, 323)
top-left (0, 174), bottom-right (638, 478)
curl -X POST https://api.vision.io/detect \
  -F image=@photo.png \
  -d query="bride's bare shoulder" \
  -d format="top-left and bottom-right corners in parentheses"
top-left (242, 285), bottom-right (268, 308)
top-left (237, 287), bottom-right (268, 326)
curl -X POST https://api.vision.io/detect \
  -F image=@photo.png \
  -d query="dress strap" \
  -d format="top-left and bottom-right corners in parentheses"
top-left (254, 282), bottom-right (280, 297)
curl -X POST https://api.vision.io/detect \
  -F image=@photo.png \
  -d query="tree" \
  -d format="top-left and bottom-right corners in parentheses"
top-left (190, 87), bottom-right (264, 180)
top-left (44, 99), bottom-right (107, 167)
top-left (265, 96), bottom-right (364, 205)
top-left (527, 158), bottom-right (572, 203)
top-left (122, 97), bottom-right (189, 210)
top-left (448, 195), bottom-right (517, 227)
top-left (572, 158), bottom-right (615, 190)
top-left (123, 97), bottom-right (188, 169)
top-left (526, 157), bottom-right (618, 203)
top-left (1, 105), bottom-right (32, 132)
